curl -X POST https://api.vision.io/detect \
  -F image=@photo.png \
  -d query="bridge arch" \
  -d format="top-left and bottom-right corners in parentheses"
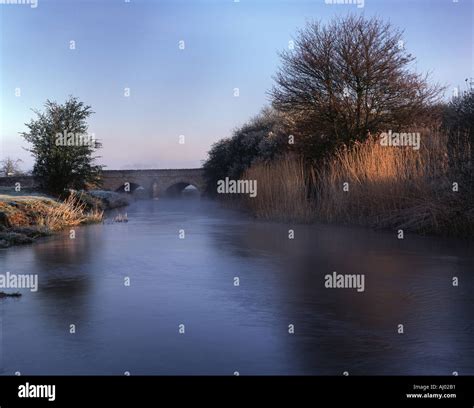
top-left (114, 182), bottom-right (143, 194)
top-left (151, 178), bottom-right (204, 198)
top-left (161, 181), bottom-right (201, 197)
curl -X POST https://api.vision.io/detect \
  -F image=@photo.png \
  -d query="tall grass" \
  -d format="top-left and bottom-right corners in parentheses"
top-left (240, 131), bottom-right (473, 236)
top-left (242, 155), bottom-right (315, 222)
top-left (315, 131), bottom-right (473, 235)
top-left (315, 134), bottom-right (442, 222)
top-left (20, 194), bottom-right (103, 231)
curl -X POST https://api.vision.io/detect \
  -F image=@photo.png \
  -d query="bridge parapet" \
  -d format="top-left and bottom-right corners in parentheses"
top-left (0, 176), bottom-right (37, 190)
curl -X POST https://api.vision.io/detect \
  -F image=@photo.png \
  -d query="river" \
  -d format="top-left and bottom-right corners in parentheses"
top-left (0, 198), bottom-right (473, 375)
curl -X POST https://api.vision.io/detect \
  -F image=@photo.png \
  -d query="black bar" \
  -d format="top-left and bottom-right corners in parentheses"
top-left (0, 376), bottom-right (473, 406)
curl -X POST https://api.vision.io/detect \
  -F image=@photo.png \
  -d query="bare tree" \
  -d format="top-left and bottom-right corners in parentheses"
top-left (270, 16), bottom-right (444, 160)
top-left (0, 157), bottom-right (23, 176)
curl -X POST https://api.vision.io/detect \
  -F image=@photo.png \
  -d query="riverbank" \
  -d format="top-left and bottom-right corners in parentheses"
top-left (0, 190), bottom-right (129, 248)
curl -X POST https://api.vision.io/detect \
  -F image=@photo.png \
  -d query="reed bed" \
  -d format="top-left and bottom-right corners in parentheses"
top-left (242, 155), bottom-right (315, 222)
top-left (240, 131), bottom-right (473, 236)
top-left (314, 132), bottom-right (473, 235)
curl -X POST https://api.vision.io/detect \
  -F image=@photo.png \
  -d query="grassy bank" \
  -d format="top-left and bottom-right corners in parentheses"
top-left (0, 192), bottom-right (109, 248)
top-left (241, 132), bottom-right (473, 237)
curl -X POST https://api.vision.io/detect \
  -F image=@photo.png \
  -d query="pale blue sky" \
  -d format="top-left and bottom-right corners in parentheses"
top-left (0, 0), bottom-right (472, 170)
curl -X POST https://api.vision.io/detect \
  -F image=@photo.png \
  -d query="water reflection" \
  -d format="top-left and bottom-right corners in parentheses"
top-left (0, 199), bottom-right (472, 374)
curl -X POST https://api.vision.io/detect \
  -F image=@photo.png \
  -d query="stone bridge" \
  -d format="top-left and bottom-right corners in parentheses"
top-left (0, 168), bottom-right (206, 197)
top-left (0, 176), bottom-right (36, 190)
top-left (101, 168), bottom-right (205, 197)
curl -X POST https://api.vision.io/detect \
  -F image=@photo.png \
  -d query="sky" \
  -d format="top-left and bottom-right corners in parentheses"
top-left (0, 0), bottom-right (472, 170)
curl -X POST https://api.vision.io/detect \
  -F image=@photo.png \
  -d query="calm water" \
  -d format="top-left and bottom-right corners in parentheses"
top-left (0, 198), bottom-right (473, 375)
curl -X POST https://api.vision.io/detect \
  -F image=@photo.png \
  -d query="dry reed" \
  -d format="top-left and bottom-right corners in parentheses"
top-left (240, 131), bottom-right (473, 235)
top-left (314, 131), bottom-right (473, 235)
top-left (242, 155), bottom-right (315, 222)
top-left (24, 193), bottom-right (103, 231)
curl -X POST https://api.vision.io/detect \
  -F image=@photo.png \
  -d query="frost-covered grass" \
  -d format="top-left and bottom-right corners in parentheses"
top-left (0, 193), bottom-right (104, 248)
